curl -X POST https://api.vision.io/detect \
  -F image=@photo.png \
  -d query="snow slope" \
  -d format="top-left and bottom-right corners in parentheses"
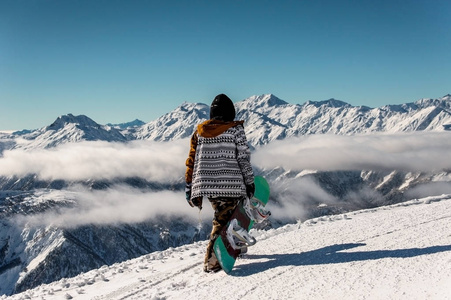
top-left (4, 195), bottom-right (451, 300)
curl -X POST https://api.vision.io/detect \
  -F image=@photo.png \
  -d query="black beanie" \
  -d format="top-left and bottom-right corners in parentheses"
top-left (210, 94), bottom-right (236, 121)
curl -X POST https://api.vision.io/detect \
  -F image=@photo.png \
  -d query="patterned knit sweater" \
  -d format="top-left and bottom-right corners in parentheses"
top-left (185, 120), bottom-right (254, 200)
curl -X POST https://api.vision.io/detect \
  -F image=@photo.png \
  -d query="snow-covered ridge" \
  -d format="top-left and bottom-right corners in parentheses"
top-left (3, 194), bottom-right (451, 300)
top-left (106, 119), bottom-right (145, 129)
top-left (2, 94), bottom-right (450, 151)
top-left (134, 102), bottom-right (209, 141)
top-left (6, 114), bottom-right (127, 151)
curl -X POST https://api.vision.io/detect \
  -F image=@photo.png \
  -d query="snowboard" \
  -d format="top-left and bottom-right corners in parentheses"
top-left (213, 176), bottom-right (270, 273)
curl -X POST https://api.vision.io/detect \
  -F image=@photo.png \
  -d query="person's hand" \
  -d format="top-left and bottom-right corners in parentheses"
top-left (185, 183), bottom-right (193, 206)
top-left (246, 183), bottom-right (255, 199)
top-left (186, 183), bottom-right (202, 209)
top-left (190, 196), bottom-right (203, 209)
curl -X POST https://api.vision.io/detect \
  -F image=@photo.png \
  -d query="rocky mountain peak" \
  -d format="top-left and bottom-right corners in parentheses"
top-left (304, 98), bottom-right (350, 108)
top-left (240, 94), bottom-right (288, 110)
top-left (47, 114), bottom-right (100, 131)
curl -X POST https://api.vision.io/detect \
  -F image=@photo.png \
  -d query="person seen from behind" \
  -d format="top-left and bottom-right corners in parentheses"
top-left (185, 93), bottom-right (255, 273)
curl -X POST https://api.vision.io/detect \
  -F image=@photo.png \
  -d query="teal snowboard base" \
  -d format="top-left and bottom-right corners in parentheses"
top-left (213, 176), bottom-right (270, 273)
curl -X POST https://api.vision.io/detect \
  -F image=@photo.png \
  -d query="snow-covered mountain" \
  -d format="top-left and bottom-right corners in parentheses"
top-left (1, 94), bottom-right (451, 296)
top-left (0, 189), bottom-right (211, 296)
top-left (107, 119), bottom-right (145, 129)
top-left (133, 102), bottom-right (209, 141)
top-left (3, 194), bottom-right (451, 300)
top-left (134, 93), bottom-right (451, 147)
top-left (5, 114), bottom-right (127, 151)
top-left (3, 94), bottom-right (450, 151)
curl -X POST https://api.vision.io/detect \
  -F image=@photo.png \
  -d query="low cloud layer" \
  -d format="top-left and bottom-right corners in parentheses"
top-left (14, 182), bottom-right (325, 228)
top-left (14, 185), bottom-right (213, 228)
top-left (252, 132), bottom-right (451, 172)
top-left (0, 140), bottom-right (188, 182)
top-left (268, 176), bottom-right (338, 221)
top-left (405, 181), bottom-right (451, 200)
top-left (3, 132), bottom-right (451, 226)
top-left (2, 132), bottom-right (451, 183)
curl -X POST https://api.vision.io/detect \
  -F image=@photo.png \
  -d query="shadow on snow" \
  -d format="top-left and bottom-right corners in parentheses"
top-left (232, 243), bottom-right (451, 276)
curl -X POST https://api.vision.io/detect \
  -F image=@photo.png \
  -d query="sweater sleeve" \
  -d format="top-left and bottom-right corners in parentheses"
top-left (185, 131), bottom-right (198, 184)
top-left (235, 125), bottom-right (254, 185)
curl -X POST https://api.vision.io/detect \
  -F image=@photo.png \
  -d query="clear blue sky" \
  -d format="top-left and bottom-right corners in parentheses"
top-left (1, 0), bottom-right (450, 130)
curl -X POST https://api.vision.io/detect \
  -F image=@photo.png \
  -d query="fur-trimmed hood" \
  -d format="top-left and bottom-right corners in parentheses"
top-left (197, 120), bottom-right (244, 138)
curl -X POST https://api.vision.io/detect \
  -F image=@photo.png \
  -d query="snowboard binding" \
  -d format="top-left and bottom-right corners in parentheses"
top-left (226, 197), bottom-right (271, 250)
top-left (213, 176), bottom-right (271, 273)
top-left (226, 219), bottom-right (257, 250)
top-left (243, 196), bottom-right (271, 223)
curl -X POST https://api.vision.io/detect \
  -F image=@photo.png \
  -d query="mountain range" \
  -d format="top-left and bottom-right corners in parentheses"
top-left (2, 93), bottom-right (450, 151)
top-left (0, 93), bottom-right (450, 296)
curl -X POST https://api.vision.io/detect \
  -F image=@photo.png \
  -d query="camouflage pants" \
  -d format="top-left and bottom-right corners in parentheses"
top-left (204, 197), bottom-right (240, 271)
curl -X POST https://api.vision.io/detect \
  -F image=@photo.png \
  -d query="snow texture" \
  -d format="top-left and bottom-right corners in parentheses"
top-left (3, 195), bottom-right (451, 300)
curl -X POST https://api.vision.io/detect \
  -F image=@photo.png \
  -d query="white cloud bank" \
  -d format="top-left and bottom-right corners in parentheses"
top-left (267, 176), bottom-right (339, 221)
top-left (252, 132), bottom-right (451, 172)
top-left (3, 132), bottom-right (451, 226)
top-left (14, 185), bottom-right (213, 228)
top-left (2, 132), bottom-right (450, 183)
top-left (0, 139), bottom-right (189, 182)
